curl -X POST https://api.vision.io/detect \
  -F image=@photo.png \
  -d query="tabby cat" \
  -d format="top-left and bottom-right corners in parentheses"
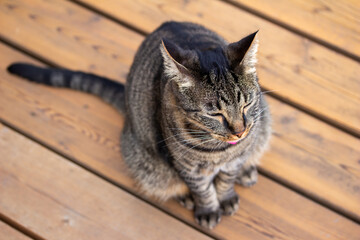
top-left (8, 21), bottom-right (271, 229)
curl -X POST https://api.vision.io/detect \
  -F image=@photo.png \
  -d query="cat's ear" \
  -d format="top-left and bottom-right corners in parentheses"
top-left (226, 31), bottom-right (259, 74)
top-left (160, 39), bottom-right (197, 89)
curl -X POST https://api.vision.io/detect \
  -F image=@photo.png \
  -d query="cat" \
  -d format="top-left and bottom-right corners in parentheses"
top-left (8, 21), bottom-right (271, 229)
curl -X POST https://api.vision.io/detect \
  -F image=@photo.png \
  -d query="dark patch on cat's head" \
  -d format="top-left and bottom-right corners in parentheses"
top-left (196, 47), bottom-right (229, 75)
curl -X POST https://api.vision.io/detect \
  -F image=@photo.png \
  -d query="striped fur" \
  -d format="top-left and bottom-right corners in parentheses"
top-left (8, 21), bottom-right (271, 229)
top-left (7, 63), bottom-right (125, 112)
top-left (122, 22), bottom-right (271, 229)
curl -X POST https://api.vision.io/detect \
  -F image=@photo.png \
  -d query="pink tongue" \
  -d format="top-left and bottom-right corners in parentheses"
top-left (227, 140), bottom-right (239, 145)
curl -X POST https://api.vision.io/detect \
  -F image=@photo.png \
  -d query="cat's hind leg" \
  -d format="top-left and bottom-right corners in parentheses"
top-left (121, 121), bottom-right (187, 200)
top-left (236, 162), bottom-right (258, 187)
top-left (175, 194), bottom-right (194, 210)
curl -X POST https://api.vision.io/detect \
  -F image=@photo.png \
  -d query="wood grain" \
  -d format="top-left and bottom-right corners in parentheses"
top-left (0, 42), bottom-right (359, 239)
top-left (70, 0), bottom-right (360, 136)
top-left (163, 176), bottom-right (360, 240)
top-left (0, 0), bottom-right (142, 81)
top-left (228, 0), bottom-right (360, 59)
top-left (0, 0), bottom-right (359, 221)
top-left (0, 221), bottom-right (32, 240)
top-left (0, 123), bottom-right (212, 240)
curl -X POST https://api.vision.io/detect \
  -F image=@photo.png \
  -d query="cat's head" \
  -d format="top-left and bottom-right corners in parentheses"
top-left (160, 31), bottom-right (262, 144)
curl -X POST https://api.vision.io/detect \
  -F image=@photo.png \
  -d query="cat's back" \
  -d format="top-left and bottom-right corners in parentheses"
top-left (128, 21), bottom-right (227, 79)
top-left (154, 21), bottom-right (227, 49)
top-left (125, 21), bottom-right (227, 110)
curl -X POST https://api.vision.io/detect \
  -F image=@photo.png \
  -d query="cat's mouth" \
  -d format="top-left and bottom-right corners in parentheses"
top-left (227, 139), bottom-right (241, 145)
top-left (208, 127), bottom-right (251, 145)
top-left (184, 118), bottom-right (252, 145)
top-left (224, 126), bottom-right (251, 145)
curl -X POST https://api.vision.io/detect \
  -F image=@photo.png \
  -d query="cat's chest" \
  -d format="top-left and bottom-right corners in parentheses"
top-left (186, 146), bottom-right (248, 175)
top-left (195, 152), bottom-right (243, 176)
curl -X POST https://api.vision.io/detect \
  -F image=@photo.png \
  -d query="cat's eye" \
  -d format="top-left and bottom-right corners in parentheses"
top-left (205, 102), bottom-right (214, 110)
top-left (208, 113), bottom-right (229, 127)
top-left (184, 108), bottom-right (201, 113)
top-left (209, 113), bottom-right (223, 117)
top-left (243, 112), bottom-right (247, 126)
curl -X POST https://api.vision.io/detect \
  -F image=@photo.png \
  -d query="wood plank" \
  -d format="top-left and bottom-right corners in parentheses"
top-left (228, 0), bottom-right (360, 59)
top-left (0, 0), bottom-right (142, 81)
top-left (0, 41), bottom-right (359, 239)
top-left (265, 96), bottom-right (360, 220)
top-left (0, 0), bottom-right (359, 221)
top-left (0, 221), bottom-right (32, 240)
top-left (70, 0), bottom-right (360, 136)
top-left (0, 123), bottom-right (211, 240)
top-left (163, 176), bottom-right (360, 240)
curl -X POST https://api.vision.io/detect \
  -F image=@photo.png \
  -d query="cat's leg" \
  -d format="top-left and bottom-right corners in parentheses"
top-left (214, 169), bottom-right (240, 216)
top-left (178, 171), bottom-right (221, 229)
top-left (236, 161), bottom-right (258, 187)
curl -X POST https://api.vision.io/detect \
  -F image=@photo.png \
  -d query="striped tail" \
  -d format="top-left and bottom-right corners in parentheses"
top-left (7, 63), bottom-right (125, 112)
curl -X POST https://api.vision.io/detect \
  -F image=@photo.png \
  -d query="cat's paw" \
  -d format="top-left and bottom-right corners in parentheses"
top-left (176, 194), bottom-right (194, 210)
top-left (220, 193), bottom-right (239, 216)
top-left (194, 206), bottom-right (222, 229)
top-left (236, 165), bottom-right (258, 187)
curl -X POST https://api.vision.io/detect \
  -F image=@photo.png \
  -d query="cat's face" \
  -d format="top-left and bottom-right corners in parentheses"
top-left (178, 70), bottom-right (261, 144)
top-left (161, 31), bottom-right (261, 144)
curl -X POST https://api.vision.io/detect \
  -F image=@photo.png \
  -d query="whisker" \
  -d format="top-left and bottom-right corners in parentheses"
top-left (211, 140), bottom-right (223, 152)
top-left (166, 104), bottom-right (183, 110)
top-left (157, 133), bottom-right (209, 144)
top-left (252, 108), bottom-right (266, 118)
top-left (167, 137), bottom-right (211, 147)
top-left (169, 127), bottom-right (208, 133)
top-left (159, 128), bottom-right (209, 144)
top-left (176, 138), bottom-right (216, 159)
top-left (259, 89), bottom-right (283, 96)
top-left (253, 114), bottom-right (265, 123)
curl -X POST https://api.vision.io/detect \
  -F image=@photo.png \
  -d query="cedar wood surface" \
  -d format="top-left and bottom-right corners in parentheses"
top-left (0, 123), bottom-right (211, 240)
top-left (0, 221), bottom-right (32, 240)
top-left (228, 0), bottom-right (360, 59)
top-left (0, 0), bottom-right (359, 239)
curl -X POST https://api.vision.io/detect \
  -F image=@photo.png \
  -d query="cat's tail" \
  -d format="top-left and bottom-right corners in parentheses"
top-left (7, 63), bottom-right (125, 112)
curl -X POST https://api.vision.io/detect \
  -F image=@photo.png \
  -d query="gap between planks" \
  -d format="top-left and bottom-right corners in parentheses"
top-left (73, 0), bottom-right (360, 64)
top-left (221, 0), bottom-right (360, 62)
top-left (0, 213), bottom-right (43, 240)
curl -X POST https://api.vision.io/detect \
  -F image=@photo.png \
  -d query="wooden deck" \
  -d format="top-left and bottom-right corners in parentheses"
top-left (0, 0), bottom-right (359, 239)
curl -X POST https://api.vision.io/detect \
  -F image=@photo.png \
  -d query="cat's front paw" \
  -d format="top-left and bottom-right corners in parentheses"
top-left (236, 165), bottom-right (258, 187)
top-left (220, 193), bottom-right (239, 216)
top-left (194, 206), bottom-right (222, 229)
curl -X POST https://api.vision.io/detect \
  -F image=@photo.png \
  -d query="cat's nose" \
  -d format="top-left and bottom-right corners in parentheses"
top-left (234, 129), bottom-right (245, 138)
